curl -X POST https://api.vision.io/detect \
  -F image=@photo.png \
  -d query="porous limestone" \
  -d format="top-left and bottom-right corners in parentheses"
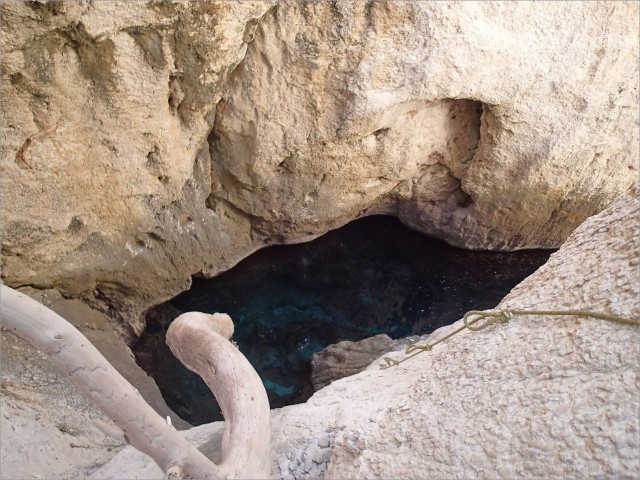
top-left (210, 0), bottom-right (639, 252)
top-left (1, 0), bottom-right (276, 335)
top-left (1, 1), bottom-right (638, 334)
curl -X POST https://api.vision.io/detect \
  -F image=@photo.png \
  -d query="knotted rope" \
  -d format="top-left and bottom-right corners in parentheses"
top-left (380, 308), bottom-right (639, 369)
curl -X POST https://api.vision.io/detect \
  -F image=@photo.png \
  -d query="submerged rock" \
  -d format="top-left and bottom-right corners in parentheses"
top-left (310, 334), bottom-right (417, 391)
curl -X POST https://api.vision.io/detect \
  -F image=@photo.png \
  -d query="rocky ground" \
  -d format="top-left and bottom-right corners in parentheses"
top-left (0, 290), bottom-right (189, 479)
top-left (1, 327), bottom-right (123, 479)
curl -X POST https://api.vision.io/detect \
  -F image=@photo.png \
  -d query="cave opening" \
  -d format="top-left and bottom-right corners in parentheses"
top-left (134, 215), bottom-right (552, 426)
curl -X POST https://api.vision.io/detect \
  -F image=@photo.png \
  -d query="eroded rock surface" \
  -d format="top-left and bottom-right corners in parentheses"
top-left (1, 0), bottom-right (276, 335)
top-left (310, 334), bottom-right (417, 391)
top-left (90, 185), bottom-right (640, 479)
top-left (1, 1), bottom-right (638, 336)
top-left (210, 0), bottom-right (639, 252)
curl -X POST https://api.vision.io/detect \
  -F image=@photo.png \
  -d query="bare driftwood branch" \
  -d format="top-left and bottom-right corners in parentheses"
top-left (0, 285), bottom-right (271, 479)
top-left (167, 312), bottom-right (271, 478)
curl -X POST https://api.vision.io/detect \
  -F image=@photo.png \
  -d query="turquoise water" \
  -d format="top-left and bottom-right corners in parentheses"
top-left (135, 215), bottom-right (551, 425)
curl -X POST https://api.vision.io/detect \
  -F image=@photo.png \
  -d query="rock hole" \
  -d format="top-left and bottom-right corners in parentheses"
top-left (456, 190), bottom-right (473, 208)
top-left (179, 215), bottom-right (194, 228)
top-left (305, 191), bottom-right (319, 203)
top-left (372, 127), bottom-right (390, 139)
top-left (67, 215), bottom-right (87, 233)
top-left (146, 146), bottom-right (160, 168)
top-left (133, 215), bottom-right (552, 426)
top-left (168, 75), bottom-right (185, 116)
top-left (127, 27), bottom-right (165, 71)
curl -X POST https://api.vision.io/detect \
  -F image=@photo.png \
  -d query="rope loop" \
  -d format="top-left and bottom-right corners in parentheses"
top-left (382, 357), bottom-right (399, 367)
top-left (463, 309), bottom-right (511, 331)
top-left (405, 343), bottom-right (432, 354)
top-left (380, 307), bottom-right (638, 369)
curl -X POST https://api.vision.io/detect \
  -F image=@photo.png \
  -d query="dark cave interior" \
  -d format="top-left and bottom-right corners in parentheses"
top-left (134, 215), bottom-right (552, 426)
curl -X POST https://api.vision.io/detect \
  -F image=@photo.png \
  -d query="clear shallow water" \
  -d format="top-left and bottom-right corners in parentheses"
top-left (135, 215), bottom-right (552, 425)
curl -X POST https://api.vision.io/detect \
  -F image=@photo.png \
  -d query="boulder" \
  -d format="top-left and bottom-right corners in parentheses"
top-left (310, 334), bottom-right (417, 391)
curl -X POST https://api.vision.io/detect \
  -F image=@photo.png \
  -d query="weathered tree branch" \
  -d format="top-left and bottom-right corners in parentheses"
top-left (167, 312), bottom-right (271, 478)
top-left (0, 285), bottom-right (271, 479)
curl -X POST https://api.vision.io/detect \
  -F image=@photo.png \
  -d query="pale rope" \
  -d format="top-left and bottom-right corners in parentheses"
top-left (380, 309), bottom-right (639, 369)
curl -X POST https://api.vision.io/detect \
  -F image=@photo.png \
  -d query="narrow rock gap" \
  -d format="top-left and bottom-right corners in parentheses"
top-left (133, 215), bottom-right (551, 426)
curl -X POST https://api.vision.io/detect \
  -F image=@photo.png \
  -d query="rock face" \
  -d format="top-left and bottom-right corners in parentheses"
top-left (0, 0), bottom-right (276, 335)
top-left (211, 0), bottom-right (639, 253)
top-left (91, 184), bottom-right (639, 479)
top-left (310, 334), bottom-right (417, 391)
top-left (1, 1), bottom-right (638, 334)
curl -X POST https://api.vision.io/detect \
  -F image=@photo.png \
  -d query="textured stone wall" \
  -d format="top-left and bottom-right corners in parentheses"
top-left (1, 0), bottom-right (276, 335)
top-left (1, 1), bottom-right (638, 333)
top-left (210, 1), bottom-right (639, 251)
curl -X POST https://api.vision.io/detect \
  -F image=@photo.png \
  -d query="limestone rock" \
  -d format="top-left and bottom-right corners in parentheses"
top-left (1, 1), bottom-right (638, 339)
top-left (310, 334), bottom-right (417, 391)
top-left (0, 0), bottom-right (275, 335)
top-left (210, 0), bottom-right (639, 253)
top-left (87, 184), bottom-right (640, 479)
top-left (1, 3), bottom-right (638, 474)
